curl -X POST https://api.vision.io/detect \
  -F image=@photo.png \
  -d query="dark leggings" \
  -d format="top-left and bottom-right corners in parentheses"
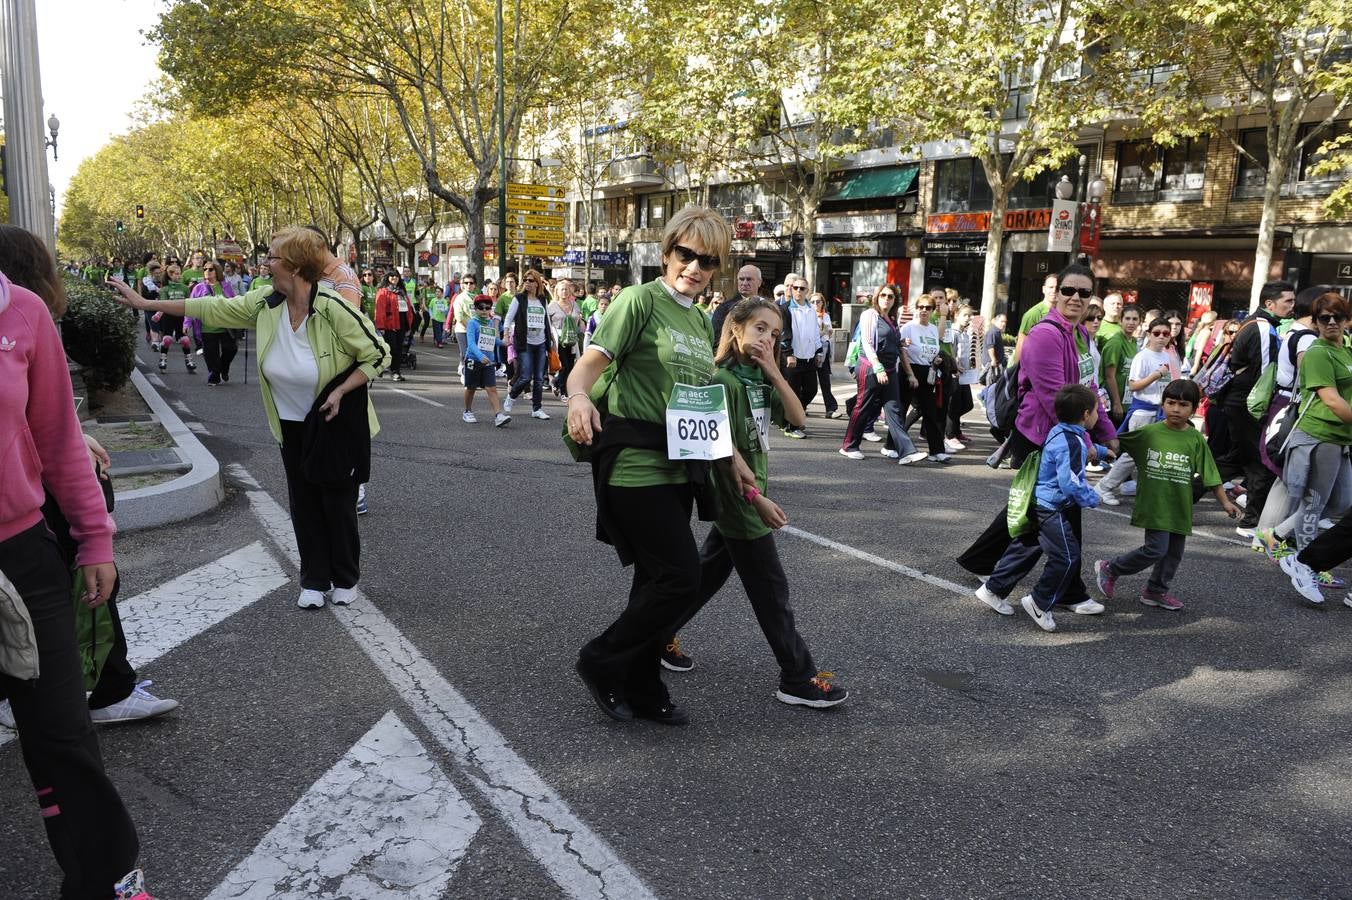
top-left (900, 365), bottom-right (946, 454)
top-left (278, 420), bottom-right (361, 591)
top-left (203, 331), bottom-right (238, 380)
top-left (0, 524), bottom-right (139, 896)
top-left (383, 327), bottom-right (409, 375)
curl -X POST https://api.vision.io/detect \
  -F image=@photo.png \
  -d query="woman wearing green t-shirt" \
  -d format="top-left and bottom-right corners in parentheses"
top-left (1276, 293), bottom-right (1352, 556)
top-left (566, 206), bottom-right (754, 726)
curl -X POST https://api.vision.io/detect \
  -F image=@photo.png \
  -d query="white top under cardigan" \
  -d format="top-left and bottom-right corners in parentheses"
top-left (262, 316), bottom-right (320, 422)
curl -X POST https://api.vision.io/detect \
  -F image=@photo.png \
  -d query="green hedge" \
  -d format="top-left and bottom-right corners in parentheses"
top-left (61, 275), bottom-right (137, 394)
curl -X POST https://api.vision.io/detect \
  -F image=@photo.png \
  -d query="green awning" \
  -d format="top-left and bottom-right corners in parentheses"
top-left (825, 164), bottom-right (920, 202)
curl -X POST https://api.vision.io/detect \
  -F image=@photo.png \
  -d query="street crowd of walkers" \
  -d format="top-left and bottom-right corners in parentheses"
top-left (5, 203), bottom-right (1352, 894)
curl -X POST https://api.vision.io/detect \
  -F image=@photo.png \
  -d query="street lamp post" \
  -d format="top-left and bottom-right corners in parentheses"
top-left (0, 0), bottom-right (57, 249)
top-left (495, 0), bottom-right (506, 282)
top-left (1054, 155), bottom-right (1107, 266)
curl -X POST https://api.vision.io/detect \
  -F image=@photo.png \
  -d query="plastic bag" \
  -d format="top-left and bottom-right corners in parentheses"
top-left (1006, 450), bottom-right (1041, 538)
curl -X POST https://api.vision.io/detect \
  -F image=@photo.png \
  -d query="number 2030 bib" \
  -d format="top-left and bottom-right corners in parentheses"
top-left (666, 383), bottom-right (734, 461)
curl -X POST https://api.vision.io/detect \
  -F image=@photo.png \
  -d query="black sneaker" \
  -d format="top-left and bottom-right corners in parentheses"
top-left (221, 372), bottom-right (230, 383)
top-left (776, 672), bottom-right (849, 709)
top-left (660, 638), bottom-right (694, 672)
top-left (575, 659), bottom-right (633, 722)
top-left (632, 698), bottom-right (689, 726)
top-left (206, 373), bottom-right (221, 386)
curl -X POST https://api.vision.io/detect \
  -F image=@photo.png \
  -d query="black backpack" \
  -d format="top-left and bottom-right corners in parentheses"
top-left (982, 358), bottom-right (1022, 432)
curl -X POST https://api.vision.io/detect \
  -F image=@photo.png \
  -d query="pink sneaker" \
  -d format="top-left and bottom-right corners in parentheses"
top-left (1094, 560), bottom-right (1116, 599)
top-left (115, 868), bottom-right (154, 900)
top-left (1139, 590), bottom-right (1183, 611)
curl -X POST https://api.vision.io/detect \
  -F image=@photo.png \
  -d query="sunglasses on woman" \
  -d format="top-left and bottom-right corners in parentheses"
top-left (916, 304), bottom-right (935, 311)
top-left (672, 244), bottom-right (720, 271)
top-left (1058, 286), bottom-right (1094, 299)
top-left (1316, 313), bottom-right (1348, 325)
top-left (1083, 315), bottom-right (1103, 322)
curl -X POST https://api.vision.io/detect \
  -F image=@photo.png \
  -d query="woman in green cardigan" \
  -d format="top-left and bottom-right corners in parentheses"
top-left (109, 227), bottom-right (390, 609)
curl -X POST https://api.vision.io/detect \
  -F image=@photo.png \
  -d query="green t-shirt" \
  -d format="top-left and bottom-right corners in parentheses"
top-left (1019, 299), bottom-right (1051, 335)
top-left (162, 281), bottom-right (188, 302)
top-left (494, 295), bottom-right (513, 319)
top-left (182, 268), bottom-right (204, 286)
top-left (1100, 331), bottom-right (1137, 404)
top-left (1298, 339), bottom-right (1352, 445)
top-left (712, 363), bottom-right (785, 540)
top-left (430, 296), bottom-right (451, 322)
top-left (589, 282), bottom-right (717, 487)
top-left (252, 276), bottom-right (274, 292)
top-left (580, 296), bottom-right (599, 320)
top-left (1117, 421), bottom-right (1221, 535)
top-left (360, 285), bottom-right (377, 318)
top-left (1097, 320), bottom-right (1122, 347)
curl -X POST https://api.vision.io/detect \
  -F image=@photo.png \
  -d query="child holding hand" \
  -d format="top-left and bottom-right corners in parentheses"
top-left (463, 295), bottom-right (510, 427)
top-left (663, 297), bottom-right (849, 709)
top-left (1095, 379), bottom-right (1240, 610)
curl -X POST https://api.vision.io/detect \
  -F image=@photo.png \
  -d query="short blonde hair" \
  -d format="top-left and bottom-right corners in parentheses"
top-left (661, 205), bottom-right (732, 271)
top-left (270, 226), bottom-right (329, 282)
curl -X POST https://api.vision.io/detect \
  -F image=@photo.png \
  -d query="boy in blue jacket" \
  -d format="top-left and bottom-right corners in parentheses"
top-left (463, 295), bottom-right (510, 427)
top-left (978, 384), bottom-right (1110, 632)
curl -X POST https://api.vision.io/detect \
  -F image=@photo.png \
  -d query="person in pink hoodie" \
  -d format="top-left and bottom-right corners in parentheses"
top-left (0, 226), bottom-right (150, 898)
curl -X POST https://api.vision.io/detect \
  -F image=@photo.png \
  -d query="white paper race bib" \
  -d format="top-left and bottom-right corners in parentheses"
top-left (1078, 351), bottom-right (1095, 386)
top-left (526, 307), bottom-right (546, 332)
top-left (476, 326), bottom-right (497, 352)
top-left (398, 300), bottom-right (409, 313)
top-left (666, 383), bottom-right (734, 461)
top-left (747, 384), bottom-right (771, 451)
top-left (919, 334), bottom-right (940, 363)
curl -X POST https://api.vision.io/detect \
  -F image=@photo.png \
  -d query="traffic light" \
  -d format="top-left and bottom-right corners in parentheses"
top-left (115, 220), bottom-right (124, 233)
top-left (135, 204), bottom-right (145, 220)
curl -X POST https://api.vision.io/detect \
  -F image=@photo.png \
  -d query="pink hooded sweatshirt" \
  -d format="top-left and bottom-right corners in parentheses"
top-left (0, 272), bottom-right (115, 565)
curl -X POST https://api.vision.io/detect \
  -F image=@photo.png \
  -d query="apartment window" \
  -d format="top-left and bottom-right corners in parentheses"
top-left (1298, 121), bottom-right (1352, 182)
top-left (1114, 138), bottom-right (1207, 203)
top-left (933, 158), bottom-right (993, 213)
top-left (1235, 122), bottom-right (1351, 198)
top-left (1009, 145), bottom-right (1101, 209)
top-left (643, 193), bottom-right (670, 229)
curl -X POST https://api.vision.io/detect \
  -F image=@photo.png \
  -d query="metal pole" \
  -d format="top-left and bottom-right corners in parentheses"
top-left (1069, 154), bottom-right (1087, 265)
top-left (0, 0), bottom-right (56, 250)
top-left (495, 0), bottom-right (507, 281)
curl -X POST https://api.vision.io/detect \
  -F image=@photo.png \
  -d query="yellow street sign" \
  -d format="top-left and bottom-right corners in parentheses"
top-left (506, 182), bottom-right (565, 198)
top-left (505, 198), bottom-right (566, 213)
top-left (512, 243), bottom-right (565, 255)
top-left (506, 212), bottom-right (566, 227)
top-left (508, 227), bottom-right (565, 241)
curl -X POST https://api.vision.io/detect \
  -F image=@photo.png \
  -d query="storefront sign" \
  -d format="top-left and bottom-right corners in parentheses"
top-left (921, 238), bottom-right (987, 255)
top-left (1047, 199), bottom-right (1077, 252)
top-left (927, 208), bottom-right (1053, 234)
top-left (817, 241), bottom-right (879, 258)
top-left (815, 213), bottom-right (894, 236)
top-left (562, 249), bottom-right (630, 266)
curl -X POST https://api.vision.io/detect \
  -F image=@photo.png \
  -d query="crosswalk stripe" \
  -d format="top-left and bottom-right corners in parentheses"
top-left (206, 711), bottom-right (481, 899)
top-left (243, 485), bottom-right (656, 900)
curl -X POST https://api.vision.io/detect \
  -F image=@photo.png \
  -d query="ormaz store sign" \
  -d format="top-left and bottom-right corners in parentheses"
top-left (926, 208), bottom-right (1053, 234)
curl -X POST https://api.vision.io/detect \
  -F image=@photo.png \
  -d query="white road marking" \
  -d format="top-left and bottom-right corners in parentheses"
top-left (147, 372), bottom-right (166, 388)
top-left (243, 485), bottom-right (654, 900)
top-left (186, 420), bottom-right (210, 435)
top-left (376, 386), bottom-right (446, 408)
top-left (207, 712), bottom-right (481, 900)
top-left (171, 399), bottom-right (192, 414)
top-left (225, 463), bottom-right (262, 489)
top-left (121, 542), bottom-right (289, 669)
top-left (782, 525), bottom-right (971, 596)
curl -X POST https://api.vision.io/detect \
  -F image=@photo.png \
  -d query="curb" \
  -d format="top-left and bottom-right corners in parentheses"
top-left (112, 368), bottom-right (225, 531)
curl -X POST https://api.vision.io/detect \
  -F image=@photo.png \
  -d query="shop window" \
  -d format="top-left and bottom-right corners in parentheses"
top-left (1234, 122), bottom-right (1351, 198)
top-left (1114, 138), bottom-right (1206, 203)
top-left (933, 158), bottom-right (993, 213)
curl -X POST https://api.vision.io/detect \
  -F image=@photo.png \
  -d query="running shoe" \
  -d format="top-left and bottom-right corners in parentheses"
top-left (975, 584), bottom-right (1014, 616)
top-left (297, 589), bottom-right (326, 609)
top-left (90, 681), bottom-right (179, 725)
top-left (1120, 480), bottom-right (1137, 496)
top-left (503, 396), bottom-right (514, 413)
top-left (1235, 525), bottom-right (1256, 540)
top-left (185, 359), bottom-right (197, 373)
top-left (114, 868), bottom-right (155, 900)
top-left (1139, 590), bottom-right (1184, 611)
top-left (1097, 488), bottom-right (1121, 506)
top-left (660, 638), bottom-right (694, 672)
top-left (825, 409), bottom-right (843, 419)
top-left (776, 672), bottom-right (849, 708)
top-left (838, 448), bottom-right (865, 460)
top-left (531, 409), bottom-right (551, 420)
top-left (1280, 553), bottom-right (1325, 604)
top-left (1316, 570), bottom-right (1347, 589)
top-left (782, 426), bottom-right (807, 439)
top-left (157, 357), bottom-right (167, 372)
top-left (1070, 598), bottom-right (1105, 615)
top-left (1085, 461), bottom-right (1106, 474)
top-left (927, 453), bottom-right (952, 464)
top-left (1094, 560), bottom-right (1116, 599)
top-left (880, 447), bottom-right (900, 459)
top-left (1251, 528), bottom-right (1293, 561)
top-left (462, 410), bottom-right (477, 424)
top-left (494, 412), bottom-right (511, 427)
top-left (0, 699), bottom-right (13, 729)
top-left (862, 431), bottom-right (883, 443)
top-left (944, 438), bottom-right (966, 453)
top-left (1020, 595), bottom-right (1057, 632)
top-left (329, 587), bottom-right (358, 606)
top-left (1343, 592), bottom-right (1352, 609)
top-left (899, 451), bottom-right (928, 466)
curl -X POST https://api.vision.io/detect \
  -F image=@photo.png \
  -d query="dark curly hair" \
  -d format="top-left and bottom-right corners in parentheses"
top-left (0, 224), bottom-right (67, 318)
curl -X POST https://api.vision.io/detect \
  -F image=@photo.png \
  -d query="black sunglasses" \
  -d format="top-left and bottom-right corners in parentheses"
top-left (1059, 286), bottom-right (1094, 299)
top-left (916, 305), bottom-right (935, 311)
top-left (1149, 329), bottom-right (1172, 337)
top-left (672, 244), bottom-right (720, 271)
top-left (1316, 313), bottom-right (1348, 325)
top-left (1083, 315), bottom-right (1103, 322)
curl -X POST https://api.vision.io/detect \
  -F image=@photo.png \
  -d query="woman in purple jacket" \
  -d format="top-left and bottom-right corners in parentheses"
top-left (957, 264), bottom-right (1119, 611)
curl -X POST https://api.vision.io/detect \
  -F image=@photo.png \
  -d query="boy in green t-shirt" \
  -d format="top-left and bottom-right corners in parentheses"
top-left (659, 297), bottom-right (848, 709)
top-left (1095, 379), bottom-right (1239, 611)
top-left (1099, 306), bottom-right (1140, 425)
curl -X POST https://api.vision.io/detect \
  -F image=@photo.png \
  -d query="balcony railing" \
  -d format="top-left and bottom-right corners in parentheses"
top-left (600, 155), bottom-right (664, 188)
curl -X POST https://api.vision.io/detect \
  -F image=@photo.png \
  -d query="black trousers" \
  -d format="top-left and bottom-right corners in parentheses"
top-left (278, 419), bottom-right (361, 591)
top-left (1220, 397), bottom-right (1273, 526)
top-left (1298, 506), bottom-right (1352, 573)
top-left (667, 529), bottom-right (816, 688)
top-left (553, 343), bottom-right (578, 393)
top-left (0, 524), bottom-right (139, 896)
top-left (579, 484), bottom-right (700, 708)
top-left (947, 383), bottom-right (974, 438)
top-left (787, 358), bottom-right (818, 412)
top-left (202, 331), bottom-right (237, 380)
top-left (900, 365), bottom-right (946, 454)
top-left (842, 367), bottom-right (908, 453)
top-left (383, 327), bottom-right (408, 375)
top-left (814, 356), bottom-right (838, 413)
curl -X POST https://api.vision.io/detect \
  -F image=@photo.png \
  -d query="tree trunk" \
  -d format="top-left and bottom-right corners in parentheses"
top-left (1250, 154), bottom-right (1288, 311)
top-left (465, 201), bottom-right (486, 280)
top-left (980, 190), bottom-right (1009, 321)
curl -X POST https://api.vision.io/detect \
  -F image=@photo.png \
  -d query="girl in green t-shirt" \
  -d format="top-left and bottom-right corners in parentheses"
top-left (662, 298), bottom-right (848, 709)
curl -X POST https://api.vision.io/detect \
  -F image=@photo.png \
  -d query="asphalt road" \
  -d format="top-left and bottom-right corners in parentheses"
top-left (4, 337), bottom-right (1351, 898)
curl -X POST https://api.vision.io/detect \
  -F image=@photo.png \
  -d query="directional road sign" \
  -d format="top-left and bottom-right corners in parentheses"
top-left (511, 243), bottom-right (565, 256)
top-left (506, 198), bottom-right (566, 214)
top-left (507, 227), bottom-right (565, 242)
top-left (506, 212), bottom-right (565, 227)
top-left (507, 182), bottom-right (565, 198)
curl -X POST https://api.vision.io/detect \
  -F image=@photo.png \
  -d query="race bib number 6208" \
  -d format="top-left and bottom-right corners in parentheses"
top-left (666, 383), bottom-right (733, 461)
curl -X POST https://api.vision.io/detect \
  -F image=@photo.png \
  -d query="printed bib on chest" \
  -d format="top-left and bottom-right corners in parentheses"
top-left (920, 334), bottom-right (940, 362)
top-left (746, 383), bottom-right (771, 451)
top-left (476, 326), bottom-right (497, 352)
top-left (526, 305), bottom-right (546, 332)
top-left (398, 299), bottom-right (409, 313)
top-left (666, 383), bottom-right (734, 461)
top-left (1078, 351), bottom-right (1095, 386)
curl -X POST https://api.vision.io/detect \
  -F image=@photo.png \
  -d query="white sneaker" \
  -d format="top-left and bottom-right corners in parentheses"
top-left (880, 447), bottom-right (900, 459)
top-left (1070, 598), bottom-right (1105, 615)
top-left (531, 409), bottom-right (551, 420)
top-left (297, 588), bottom-right (326, 609)
top-left (1280, 553), bottom-right (1325, 604)
top-left (494, 412), bottom-right (511, 427)
top-left (928, 453), bottom-right (952, 463)
top-left (838, 448), bottom-right (865, 460)
top-left (503, 396), bottom-right (513, 413)
top-left (899, 451), bottom-right (928, 466)
top-left (462, 410), bottom-right (478, 423)
top-left (1235, 494), bottom-right (1248, 509)
top-left (89, 680), bottom-right (179, 725)
top-left (975, 585), bottom-right (1014, 616)
top-left (1235, 526), bottom-right (1256, 539)
top-left (329, 586), bottom-right (358, 606)
top-left (1085, 461), bottom-right (1106, 474)
top-left (1021, 595), bottom-right (1057, 632)
top-left (1097, 488), bottom-right (1120, 506)
top-left (1319, 518), bottom-right (1335, 530)
top-left (862, 431), bottom-right (883, 442)
top-left (0, 699), bottom-right (12, 728)
top-left (1120, 480), bottom-right (1137, 496)
top-left (944, 438), bottom-right (966, 453)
